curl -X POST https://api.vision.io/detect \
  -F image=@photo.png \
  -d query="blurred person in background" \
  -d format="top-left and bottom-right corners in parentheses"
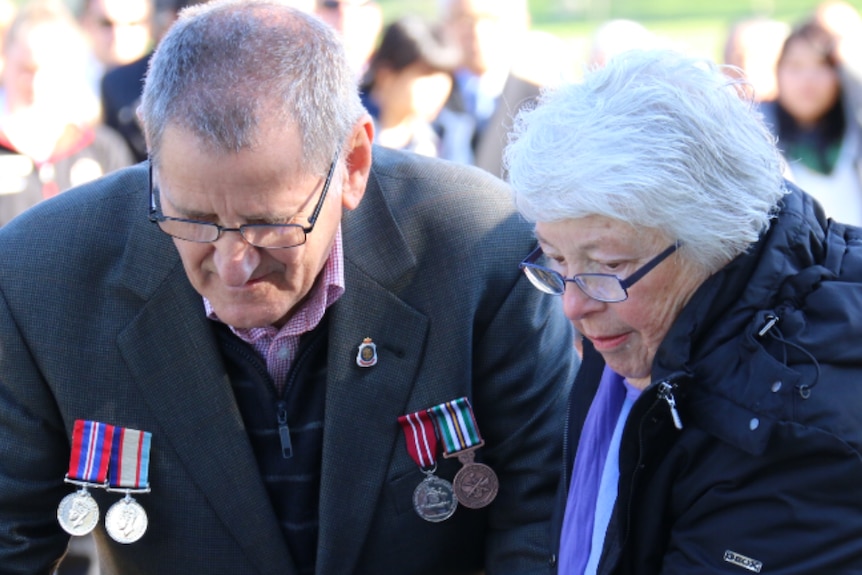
top-left (101, 0), bottom-right (208, 163)
top-left (813, 0), bottom-right (862, 154)
top-left (723, 16), bottom-right (790, 103)
top-left (0, 0), bottom-right (14, 76)
top-left (760, 21), bottom-right (862, 226)
top-left (289, 0), bottom-right (316, 11)
top-left (80, 0), bottom-right (153, 68)
top-left (435, 0), bottom-right (572, 178)
top-left (79, 0), bottom-right (153, 93)
top-left (360, 15), bottom-right (459, 157)
top-left (315, 0), bottom-right (381, 78)
top-left (813, 0), bottom-right (862, 64)
top-left (0, 0), bottom-right (133, 227)
top-left (587, 19), bottom-right (661, 69)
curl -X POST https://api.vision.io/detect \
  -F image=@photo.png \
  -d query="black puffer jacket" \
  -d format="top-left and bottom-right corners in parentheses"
top-left (554, 184), bottom-right (862, 574)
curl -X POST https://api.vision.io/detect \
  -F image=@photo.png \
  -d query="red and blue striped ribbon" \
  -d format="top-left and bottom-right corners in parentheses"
top-left (68, 419), bottom-right (115, 484)
top-left (109, 427), bottom-right (152, 490)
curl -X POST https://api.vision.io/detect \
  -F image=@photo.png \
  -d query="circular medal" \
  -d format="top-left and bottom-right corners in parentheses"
top-left (105, 497), bottom-right (148, 544)
top-left (453, 462), bottom-right (499, 509)
top-left (412, 475), bottom-right (458, 523)
top-left (57, 490), bottom-right (100, 536)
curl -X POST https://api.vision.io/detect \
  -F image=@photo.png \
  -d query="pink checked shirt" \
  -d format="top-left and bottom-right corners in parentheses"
top-left (205, 227), bottom-right (345, 394)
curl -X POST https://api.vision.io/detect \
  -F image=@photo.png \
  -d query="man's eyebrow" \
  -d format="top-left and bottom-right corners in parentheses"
top-left (156, 187), bottom-right (212, 220)
top-left (158, 181), bottom-right (320, 223)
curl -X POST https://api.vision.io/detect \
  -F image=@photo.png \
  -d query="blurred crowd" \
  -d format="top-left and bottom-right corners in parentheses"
top-left (725, 1), bottom-right (862, 226)
top-left (0, 0), bottom-right (850, 571)
top-left (3, 0), bottom-right (862, 230)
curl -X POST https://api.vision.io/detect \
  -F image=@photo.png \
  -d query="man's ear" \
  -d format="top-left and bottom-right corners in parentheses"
top-left (341, 115), bottom-right (374, 211)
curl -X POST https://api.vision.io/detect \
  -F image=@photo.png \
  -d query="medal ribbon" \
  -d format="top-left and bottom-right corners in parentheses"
top-left (109, 427), bottom-right (152, 490)
top-left (397, 410), bottom-right (438, 471)
top-left (428, 397), bottom-right (483, 456)
top-left (68, 419), bottom-right (115, 484)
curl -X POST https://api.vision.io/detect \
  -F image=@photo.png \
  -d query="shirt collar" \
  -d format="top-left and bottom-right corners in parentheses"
top-left (203, 225), bottom-right (346, 338)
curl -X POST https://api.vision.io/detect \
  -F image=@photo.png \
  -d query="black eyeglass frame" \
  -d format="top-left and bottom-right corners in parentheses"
top-left (519, 242), bottom-right (680, 302)
top-left (148, 151), bottom-right (340, 249)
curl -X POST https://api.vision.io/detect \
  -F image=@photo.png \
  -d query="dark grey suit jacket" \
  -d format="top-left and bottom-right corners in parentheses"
top-left (0, 147), bottom-right (576, 574)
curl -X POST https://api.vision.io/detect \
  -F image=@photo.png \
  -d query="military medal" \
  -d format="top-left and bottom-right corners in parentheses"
top-left (449, 448), bottom-right (498, 509)
top-left (412, 473), bottom-right (458, 523)
top-left (105, 427), bottom-right (152, 544)
top-left (398, 409), bottom-right (457, 522)
top-left (58, 420), bottom-right (115, 536)
top-left (429, 397), bottom-right (498, 509)
top-left (105, 494), bottom-right (148, 544)
top-left (57, 489), bottom-right (100, 537)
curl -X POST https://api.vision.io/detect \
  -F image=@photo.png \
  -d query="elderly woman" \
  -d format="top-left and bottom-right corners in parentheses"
top-left (505, 49), bottom-right (862, 573)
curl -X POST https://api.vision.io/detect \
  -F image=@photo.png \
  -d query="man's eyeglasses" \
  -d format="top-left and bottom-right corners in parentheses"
top-left (148, 151), bottom-right (339, 249)
top-left (519, 242), bottom-right (680, 302)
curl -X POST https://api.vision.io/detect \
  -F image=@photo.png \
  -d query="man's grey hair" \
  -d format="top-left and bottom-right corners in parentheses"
top-left (140, 0), bottom-right (365, 173)
top-left (504, 49), bottom-right (787, 274)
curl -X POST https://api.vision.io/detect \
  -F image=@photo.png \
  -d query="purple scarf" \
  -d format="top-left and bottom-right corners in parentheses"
top-left (558, 366), bottom-right (627, 574)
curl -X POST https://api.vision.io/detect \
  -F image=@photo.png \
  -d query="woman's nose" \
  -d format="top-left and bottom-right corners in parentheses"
top-left (561, 281), bottom-right (604, 321)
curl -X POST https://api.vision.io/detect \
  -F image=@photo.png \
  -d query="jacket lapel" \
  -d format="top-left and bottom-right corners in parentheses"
top-left (316, 163), bottom-right (429, 574)
top-left (115, 221), bottom-right (295, 575)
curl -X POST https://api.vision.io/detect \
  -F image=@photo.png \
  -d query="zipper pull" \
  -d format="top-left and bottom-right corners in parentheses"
top-left (657, 381), bottom-right (683, 430)
top-left (277, 402), bottom-right (293, 459)
top-left (757, 314), bottom-right (779, 338)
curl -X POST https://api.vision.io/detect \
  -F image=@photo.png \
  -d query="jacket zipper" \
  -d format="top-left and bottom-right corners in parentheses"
top-left (274, 333), bottom-right (324, 459)
top-left (219, 326), bottom-right (324, 461)
top-left (611, 378), bottom-right (683, 573)
top-left (656, 380), bottom-right (683, 430)
top-left (277, 401), bottom-right (293, 459)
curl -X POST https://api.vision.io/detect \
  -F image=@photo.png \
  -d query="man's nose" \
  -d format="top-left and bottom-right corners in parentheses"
top-left (213, 231), bottom-right (260, 286)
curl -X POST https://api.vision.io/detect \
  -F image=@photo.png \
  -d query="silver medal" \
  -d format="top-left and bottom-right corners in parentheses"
top-left (412, 474), bottom-right (457, 522)
top-left (105, 495), bottom-right (148, 544)
top-left (57, 490), bottom-right (100, 536)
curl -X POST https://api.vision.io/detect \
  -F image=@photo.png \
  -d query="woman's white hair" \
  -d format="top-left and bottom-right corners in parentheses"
top-left (504, 49), bottom-right (787, 273)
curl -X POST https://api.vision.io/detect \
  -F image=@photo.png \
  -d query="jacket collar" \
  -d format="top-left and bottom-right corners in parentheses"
top-left (651, 184), bottom-right (837, 454)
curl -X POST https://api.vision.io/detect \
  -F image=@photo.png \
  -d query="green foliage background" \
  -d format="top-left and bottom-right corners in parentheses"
top-left (376, 0), bottom-right (862, 62)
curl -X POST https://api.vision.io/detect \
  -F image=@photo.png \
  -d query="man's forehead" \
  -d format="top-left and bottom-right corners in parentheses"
top-left (157, 120), bottom-right (305, 165)
top-left (153, 126), bottom-right (329, 208)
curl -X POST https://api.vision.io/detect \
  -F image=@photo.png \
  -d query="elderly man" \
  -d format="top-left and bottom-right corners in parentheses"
top-left (0, 1), bottom-right (577, 574)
